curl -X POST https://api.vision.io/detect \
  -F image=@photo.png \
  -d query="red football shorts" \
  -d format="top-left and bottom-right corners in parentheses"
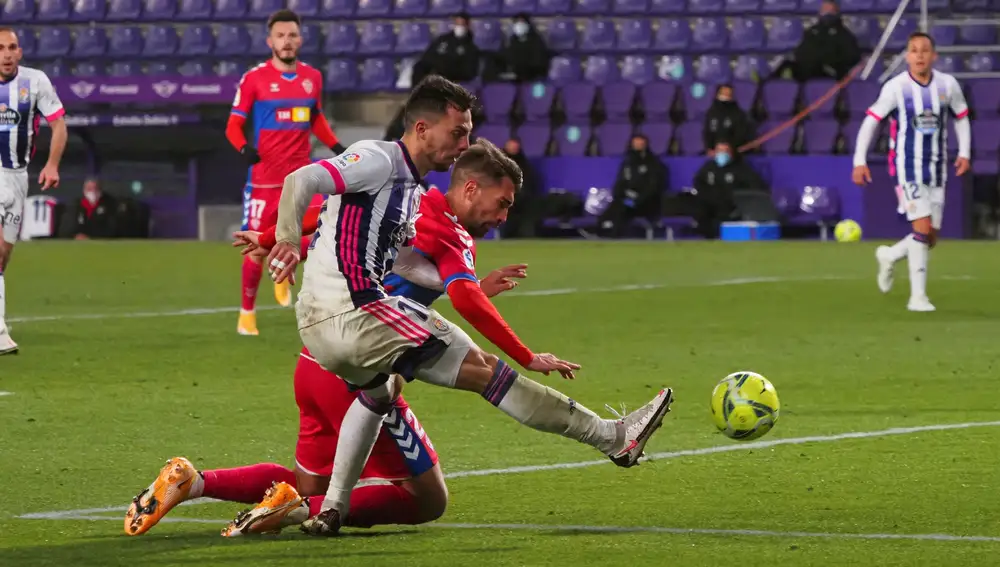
top-left (242, 187), bottom-right (325, 232)
top-left (294, 348), bottom-right (439, 480)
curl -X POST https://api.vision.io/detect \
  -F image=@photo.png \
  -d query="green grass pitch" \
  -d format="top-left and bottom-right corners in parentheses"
top-left (2, 239), bottom-right (1000, 566)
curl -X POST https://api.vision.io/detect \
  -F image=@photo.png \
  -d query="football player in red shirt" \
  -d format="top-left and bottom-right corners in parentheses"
top-left (226, 9), bottom-right (345, 337)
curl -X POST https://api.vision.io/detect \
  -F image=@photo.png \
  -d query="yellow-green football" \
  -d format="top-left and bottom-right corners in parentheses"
top-left (834, 219), bottom-right (862, 242)
top-left (710, 371), bottom-right (780, 441)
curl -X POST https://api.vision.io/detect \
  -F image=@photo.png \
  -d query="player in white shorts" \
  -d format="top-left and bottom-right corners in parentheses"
top-left (852, 31), bottom-right (971, 313)
top-left (265, 76), bottom-right (674, 536)
top-left (0, 28), bottom-right (68, 354)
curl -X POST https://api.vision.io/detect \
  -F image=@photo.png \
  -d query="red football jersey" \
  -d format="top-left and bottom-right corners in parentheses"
top-left (411, 188), bottom-right (479, 289)
top-left (231, 60), bottom-right (325, 189)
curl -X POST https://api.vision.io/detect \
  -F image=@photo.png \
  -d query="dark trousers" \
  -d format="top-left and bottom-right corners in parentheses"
top-left (665, 193), bottom-right (733, 239)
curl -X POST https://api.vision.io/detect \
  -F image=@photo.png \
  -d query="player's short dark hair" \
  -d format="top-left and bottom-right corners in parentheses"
top-left (453, 138), bottom-right (523, 192)
top-left (907, 31), bottom-right (935, 50)
top-left (267, 9), bottom-right (301, 30)
top-left (402, 75), bottom-right (477, 131)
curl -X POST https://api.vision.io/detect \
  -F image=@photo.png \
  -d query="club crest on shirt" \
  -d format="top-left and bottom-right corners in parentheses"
top-left (302, 79), bottom-right (314, 94)
top-left (462, 248), bottom-right (475, 271)
top-left (18, 87), bottom-right (28, 103)
top-left (432, 318), bottom-right (449, 333)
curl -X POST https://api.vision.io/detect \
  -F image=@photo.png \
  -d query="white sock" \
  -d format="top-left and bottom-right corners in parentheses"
top-left (322, 394), bottom-right (389, 515)
top-left (887, 235), bottom-right (912, 262)
top-left (484, 361), bottom-right (620, 455)
top-left (908, 233), bottom-right (930, 298)
top-left (0, 272), bottom-right (6, 333)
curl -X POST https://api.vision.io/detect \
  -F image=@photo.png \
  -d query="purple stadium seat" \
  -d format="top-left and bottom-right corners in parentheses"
top-left (621, 54), bottom-right (655, 85)
top-left (803, 120), bottom-right (839, 154)
top-left (843, 0), bottom-right (873, 9)
top-left (637, 122), bottom-right (672, 154)
top-left (143, 0), bottom-right (176, 18)
top-left (953, 0), bottom-right (988, 10)
top-left (613, 0), bottom-right (647, 14)
top-left (782, 186), bottom-right (840, 229)
top-left (601, 82), bottom-right (636, 121)
top-left (40, 61), bottom-right (66, 78)
top-left (734, 54), bottom-right (766, 81)
top-left (681, 83), bottom-right (714, 118)
top-left (730, 17), bottom-right (765, 51)
top-left (72, 0), bottom-right (107, 20)
top-left (471, 20), bottom-right (503, 51)
top-left (584, 55), bottom-right (618, 84)
top-left (759, 121), bottom-right (794, 154)
top-left (960, 24), bottom-right (997, 45)
top-left (394, 0), bottom-right (427, 14)
top-left (797, 0), bottom-right (821, 12)
top-left (246, 24), bottom-right (271, 57)
top-left (519, 82), bottom-right (556, 122)
top-left (360, 58), bottom-right (396, 92)
top-left (179, 24), bottom-right (214, 56)
top-left (2, 0), bottom-right (36, 22)
top-left (74, 62), bottom-right (102, 76)
top-left (673, 122), bottom-right (702, 155)
top-left (640, 81), bottom-right (676, 121)
top-left (760, 79), bottom-right (799, 118)
top-left (325, 59), bottom-right (359, 91)
top-left (536, 0), bottom-right (570, 14)
top-left (554, 124), bottom-right (591, 157)
top-left (72, 27), bottom-right (108, 58)
top-left (216, 60), bottom-right (244, 76)
top-left (110, 26), bottom-right (143, 56)
top-left (19, 31), bottom-right (37, 58)
top-left (733, 80), bottom-right (757, 107)
top-left (766, 17), bottom-right (803, 51)
top-left (549, 55), bottom-right (582, 85)
top-left (725, 0), bottom-right (758, 11)
top-left (695, 54), bottom-right (731, 84)
top-left (654, 19), bottom-right (692, 51)
top-left (935, 55), bottom-right (962, 74)
top-left (324, 23), bottom-right (359, 55)
top-left (760, 0), bottom-right (795, 11)
top-left (886, 18), bottom-right (917, 50)
top-left (322, 0), bottom-right (356, 16)
top-left (109, 61), bottom-right (140, 76)
top-left (843, 16), bottom-right (877, 48)
top-left (144, 25), bottom-right (179, 56)
top-left (503, 0), bottom-right (535, 13)
top-left (179, 60), bottom-right (209, 76)
top-left (215, 24), bottom-right (251, 56)
top-left (691, 17), bottom-right (727, 51)
top-left (687, 0), bottom-right (723, 12)
top-left (903, 0), bottom-right (947, 11)
top-left (546, 20), bottom-right (578, 51)
top-left (580, 20), bottom-right (616, 53)
top-left (618, 20), bottom-right (652, 52)
top-left (802, 79), bottom-right (837, 118)
top-left (37, 0), bottom-right (72, 21)
top-left (359, 22), bottom-right (395, 55)
top-left (843, 81), bottom-right (878, 117)
top-left (970, 80), bottom-right (1000, 115)
top-left (973, 120), bottom-right (1000, 158)
top-left (516, 123), bottom-right (551, 157)
top-left (475, 124), bottom-right (512, 146)
top-left (650, 0), bottom-right (685, 12)
top-left (299, 23), bottom-right (321, 55)
top-left (658, 55), bottom-right (692, 82)
top-left (397, 23), bottom-right (431, 55)
top-left (288, 0), bottom-right (320, 15)
top-left (466, 0), bottom-right (499, 14)
top-left (574, 0), bottom-right (610, 14)
top-left (930, 25), bottom-right (957, 47)
top-left (249, 0), bottom-right (284, 18)
top-left (481, 83), bottom-right (517, 122)
top-left (37, 28), bottom-right (72, 58)
top-left (177, 0), bottom-right (212, 19)
top-left (148, 61), bottom-right (177, 75)
top-left (597, 123), bottom-right (634, 156)
top-left (105, 0), bottom-right (141, 20)
top-left (214, 0), bottom-right (247, 18)
top-left (561, 82), bottom-right (597, 122)
top-left (966, 53), bottom-right (996, 73)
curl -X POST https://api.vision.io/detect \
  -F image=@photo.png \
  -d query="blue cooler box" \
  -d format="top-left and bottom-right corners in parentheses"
top-left (720, 221), bottom-right (781, 241)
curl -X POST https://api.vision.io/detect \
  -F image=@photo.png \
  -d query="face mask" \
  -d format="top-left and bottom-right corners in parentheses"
top-left (820, 13), bottom-right (839, 24)
top-left (453, 25), bottom-right (467, 38)
top-left (84, 190), bottom-right (100, 204)
top-left (513, 22), bottom-right (529, 37)
top-left (716, 97), bottom-right (734, 104)
top-left (714, 152), bottom-right (731, 167)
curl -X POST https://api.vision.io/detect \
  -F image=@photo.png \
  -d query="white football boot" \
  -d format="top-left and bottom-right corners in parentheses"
top-left (606, 388), bottom-right (674, 468)
top-left (0, 324), bottom-right (18, 355)
top-left (875, 246), bottom-right (895, 294)
top-left (907, 296), bottom-right (936, 312)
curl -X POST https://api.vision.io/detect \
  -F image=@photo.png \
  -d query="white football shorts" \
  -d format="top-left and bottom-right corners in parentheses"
top-left (0, 168), bottom-right (28, 245)
top-left (899, 183), bottom-right (945, 230)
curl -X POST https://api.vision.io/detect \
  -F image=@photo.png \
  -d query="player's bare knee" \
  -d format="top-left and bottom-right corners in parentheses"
top-left (390, 374), bottom-right (406, 401)
top-left (294, 467), bottom-right (330, 497)
top-left (405, 466), bottom-right (448, 522)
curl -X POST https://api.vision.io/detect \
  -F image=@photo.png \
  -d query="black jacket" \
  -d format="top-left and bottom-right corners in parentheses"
top-left (693, 159), bottom-right (768, 210)
top-left (793, 15), bottom-right (862, 81)
top-left (703, 100), bottom-right (754, 152)
top-left (612, 149), bottom-right (667, 214)
top-left (501, 29), bottom-right (551, 82)
top-left (414, 32), bottom-right (481, 84)
top-left (73, 194), bottom-right (118, 238)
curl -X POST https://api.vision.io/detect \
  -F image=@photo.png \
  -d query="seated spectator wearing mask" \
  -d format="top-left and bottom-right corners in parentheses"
top-left (412, 13), bottom-right (481, 85)
top-left (499, 138), bottom-right (541, 238)
top-left (703, 84), bottom-right (754, 154)
top-left (600, 135), bottom-right (667, 238)
top-left (774, 0), bottom-right (861, 81)
top-left (72, 178), bottom-right (117, 240)
top-left (501, 14), bottom-right (551, 83)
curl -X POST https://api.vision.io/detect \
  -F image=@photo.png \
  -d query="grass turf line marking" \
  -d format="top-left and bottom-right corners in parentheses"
top-left (19, 419), bottom-right (1000, 521)
top-left (0, 391), bottom-right (12, 396)
top-left (7, 274), bottom-right (975, 324)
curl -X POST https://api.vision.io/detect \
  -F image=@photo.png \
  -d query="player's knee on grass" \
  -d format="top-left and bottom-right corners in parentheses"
top-left (404, 464), bottom-right (448, 523)
top-left (454, 348), bottom-right (501, 395)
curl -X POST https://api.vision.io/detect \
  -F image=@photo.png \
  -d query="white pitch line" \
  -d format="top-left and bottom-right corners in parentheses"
top-left (0, 391), bottom-right (13, 397)
top-left (19, 419), bottom-right (1000, 521)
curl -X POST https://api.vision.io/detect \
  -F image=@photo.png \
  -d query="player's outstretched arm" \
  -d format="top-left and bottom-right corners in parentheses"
top-left (950, 77), bottom-right (972, 176)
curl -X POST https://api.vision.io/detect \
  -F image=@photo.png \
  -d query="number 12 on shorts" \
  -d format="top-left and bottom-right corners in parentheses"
top-left (904, 183), bottom-right (921, 200)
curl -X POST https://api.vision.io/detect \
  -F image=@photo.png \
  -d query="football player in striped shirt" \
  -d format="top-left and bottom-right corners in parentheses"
top-left (852, 31), bottom-right (971, 312)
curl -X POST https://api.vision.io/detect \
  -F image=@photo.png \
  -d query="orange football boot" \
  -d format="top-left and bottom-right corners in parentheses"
top-left (124, 457), bottom-right (199, 536)
top-left (221, 481), bottom-right (309, 537)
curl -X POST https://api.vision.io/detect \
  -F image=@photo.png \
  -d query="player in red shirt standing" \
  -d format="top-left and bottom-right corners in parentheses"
top-left (226, 9), bottom-right (346, 336)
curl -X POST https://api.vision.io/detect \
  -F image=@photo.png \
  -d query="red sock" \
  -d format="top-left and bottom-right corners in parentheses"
top-left (241, 257), bottom-right (263, 312)
top-left (201, 463), bottom-right (297, 504)
top-left (307, 484), bottom-right (422, 528)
